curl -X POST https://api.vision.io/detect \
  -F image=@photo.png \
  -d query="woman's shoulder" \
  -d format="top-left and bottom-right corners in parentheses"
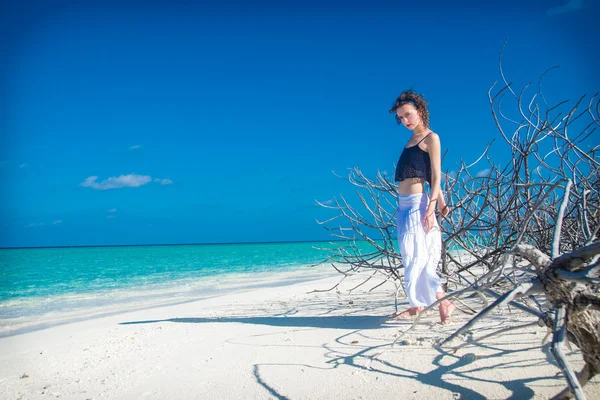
top-left (427, 130), bottom-right (439, 140)
top-left (424, 131), bottom-right (440, 147)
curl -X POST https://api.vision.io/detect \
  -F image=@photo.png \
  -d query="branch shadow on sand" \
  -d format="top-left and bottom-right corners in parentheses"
top-left (246, 330), bottom-right (559, 400)
top-left (316, 330), bottom-right (562, 400)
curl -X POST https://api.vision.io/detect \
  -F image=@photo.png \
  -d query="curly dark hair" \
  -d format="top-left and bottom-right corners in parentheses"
top-left (389, 89), bottom-right (430, 128)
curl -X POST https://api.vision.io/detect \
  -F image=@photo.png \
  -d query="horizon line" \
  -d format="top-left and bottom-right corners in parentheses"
top-left (0, 238), bottom-right (367, 251)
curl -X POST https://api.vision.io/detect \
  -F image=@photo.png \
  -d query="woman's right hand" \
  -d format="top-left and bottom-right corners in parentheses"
top-left (422, 207), bottom-right (436, 233)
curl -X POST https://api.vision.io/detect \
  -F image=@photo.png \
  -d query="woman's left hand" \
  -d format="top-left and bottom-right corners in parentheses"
top-left (438, 202), bottom-right (450, 218)
top-left (422, 207), bottom-right (436, 233)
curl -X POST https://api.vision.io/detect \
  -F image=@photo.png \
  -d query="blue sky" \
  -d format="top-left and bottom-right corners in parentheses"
top-left (1, 0), bottom-right (598, 248)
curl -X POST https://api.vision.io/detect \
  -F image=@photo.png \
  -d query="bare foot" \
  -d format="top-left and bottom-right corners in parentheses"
top-left (439, 300), bottom-right (455, 324)
top-left (392, 307), bottom-right (423, 319)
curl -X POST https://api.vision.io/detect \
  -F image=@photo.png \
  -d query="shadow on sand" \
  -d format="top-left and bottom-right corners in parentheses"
top-left (120, 315), bottom-right (387, 330)
top-left (119, 314), bottom-right (569, 399)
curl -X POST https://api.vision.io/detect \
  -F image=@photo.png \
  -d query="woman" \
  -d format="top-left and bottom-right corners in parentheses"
top-left (389, 90), bottom-right (455, 324)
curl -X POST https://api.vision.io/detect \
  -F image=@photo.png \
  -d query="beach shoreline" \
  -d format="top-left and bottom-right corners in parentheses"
top-left (0, 263), bottom-right (339, 338)
top-left (2, 269), bottom-right (599, 399)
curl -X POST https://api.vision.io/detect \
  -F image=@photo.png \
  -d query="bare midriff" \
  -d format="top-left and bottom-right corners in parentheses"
top-left (397, 178), bottom-right (426, 195)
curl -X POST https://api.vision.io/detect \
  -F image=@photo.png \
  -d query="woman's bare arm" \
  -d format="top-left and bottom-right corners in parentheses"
top-left (423, 132), bottom-right (443, 231)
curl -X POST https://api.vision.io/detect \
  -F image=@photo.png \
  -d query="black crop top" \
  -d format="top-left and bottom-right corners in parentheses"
top-left (394, 133), bottom-right (432, 184)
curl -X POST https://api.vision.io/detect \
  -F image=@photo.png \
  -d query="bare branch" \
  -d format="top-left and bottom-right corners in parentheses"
top-left (550, 305), bottom-right (586, 400)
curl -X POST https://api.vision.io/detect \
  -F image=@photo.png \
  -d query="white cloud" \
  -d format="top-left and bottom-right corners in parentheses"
top-left (129, 145), bottom-right (141, 150)
top-left (19, 163), bottom-right (27, 168)
top-left (25, 222), bottom-right (45, 228)
top-left (547, 0), bottom-right (584, 15)
top-left (154, 178), bottom-right (173, 185)
top-left (476, 169), bottom-right (491, 178)
top-left (80, 174), bottom-right (152, 190)
top-left (52, 220), bottom-right (63, 225)
top-left (322, 199), bottom-right (334, 206)
top-left (108, 208), bottom-right (117, 213)
top-left (107, 215), bottom-right (116, 219)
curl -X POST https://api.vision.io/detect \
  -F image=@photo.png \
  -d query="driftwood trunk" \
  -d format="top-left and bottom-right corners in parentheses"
top-left (541, 245), bottom-right (600, 399)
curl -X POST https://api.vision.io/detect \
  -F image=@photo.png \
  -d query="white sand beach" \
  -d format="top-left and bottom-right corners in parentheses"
top-left (1, 268), bottom-right (599, 400)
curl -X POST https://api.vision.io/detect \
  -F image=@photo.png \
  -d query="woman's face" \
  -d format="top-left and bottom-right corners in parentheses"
top-left (396, 104), bottom-right (422, 131)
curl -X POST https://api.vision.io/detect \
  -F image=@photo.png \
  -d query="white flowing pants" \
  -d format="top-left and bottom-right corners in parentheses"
top-left (396, 193), bottom-right (444, 307)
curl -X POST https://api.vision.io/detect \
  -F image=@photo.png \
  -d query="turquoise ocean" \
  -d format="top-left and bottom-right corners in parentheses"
top-left (0, 241), bottom-right (343, 333)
